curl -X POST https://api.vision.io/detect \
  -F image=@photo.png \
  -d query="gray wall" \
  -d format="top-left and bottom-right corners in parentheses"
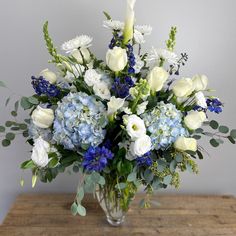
top-left (0, 0), bottom-right (235, 223)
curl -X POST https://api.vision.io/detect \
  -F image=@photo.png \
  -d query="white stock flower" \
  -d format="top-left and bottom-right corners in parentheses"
top-left (134, 54), bottom-right (144, 73)
top-left (31, 106), bottom-right (54, 129)
top-left (103, 20), bottom-right (124, 31)
top-left (172, 78), bottom-right (194, 98)
top-left (130, 135), bottom-right (152, 157)
top-left (93, 81), bottom-right (111, 100)
top-left (134, 29), bottom-right (145, 44)
top-left (184, 111), bottom-right (206, 130)
top-left (61, 35), bottom-right (93, 53)
top-left (147, 66), bottom-right (169, 92)
top-left (31, 137), bottom-right (50, 168)
top-left (195, 91), bottom-right (207, 108)
top-left (84, 69), bottom-right (102, 87)
top-left (135, 25), bottom-right (152, 35)
top-left (39, 69), bottom-right (57, 84)
top-left (71, 48), bottom-right (91, 64)
top-left (107, 96), bottom-right (125, 115)
top-left (137, 101), bottom-right (148, 115)
top-left (106, 47), bottom-right (128, 72)
top-left (126, 115), bottom-right (146, 140)
top-left (174, 137), bottom-right (197, 152)
top-left (192, 74), bottom-right (208, 91)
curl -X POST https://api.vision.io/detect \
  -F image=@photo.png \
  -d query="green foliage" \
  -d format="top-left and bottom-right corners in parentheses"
top-left (166, 26), bottom-right (177, 51)
top-left (209, 120), bottom-right (219, 130)
top-left (210, 138), bottom-right (220, 147)
top-left (230, 130), bottom-right (236, 139)
top-left (2, 139), bottom-right (10, 147)
top-left (219, 125), bottom-right (229, 134)
top-left (103, 11), bottom-right (112, 20)
top-left (21, 160), bottom-right (35, 169)
top-left (0, 81), bottom-right (7, 88)
top-left (20, 97), bottom-right (34, 110)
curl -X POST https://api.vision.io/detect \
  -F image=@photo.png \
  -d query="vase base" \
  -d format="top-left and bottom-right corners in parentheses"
top-left (106, 216), bottom-right (125, 227)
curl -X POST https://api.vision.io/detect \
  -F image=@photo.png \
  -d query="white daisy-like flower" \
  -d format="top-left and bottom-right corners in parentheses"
top-left (135, 25), bottom-right (152, 35)
top-left (147, 47), bottom-right (179, 65)
top-left (134, 30), bottom-right (145, 44)
top-left (103, 20), bottom-right (124, 31)
top-left (61, 35), bottom-right (93, 53)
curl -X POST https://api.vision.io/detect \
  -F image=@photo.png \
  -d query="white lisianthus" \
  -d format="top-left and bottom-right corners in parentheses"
top-left (174, 137), bottom-right (197, 152)
top-left (39, 69), bottom-right (57, 84)
top-left (134, 29), bottom-right (145, 44)
top-left (195, 91), bottom-right (207, 108)
top-left (103, 20), bottom-right (124, 31)
top-left (71, 48), bottom-right (91, 64)
top-left (84, 69), bottom-right (102, 87)
top-left (31, 106), bottom-right (54, 129)
top-left (126, 114), bottom-right (146, 140)
top-left (192, 74), bottom-right (208, 91)
top-left (147, 66), bottom-right (169, 92)
top-left (106, 47), bottom-right (128, 72)
top-left (130, 135), bottom-right (152, 157)
top-left (172, 78), bottom-right (194, 98)
top-left (31, 137), bottom-right (50, 168)
top-left (107, 96), bottom-right (125, 116)
top-left (184, 111), bottom-right (206, 130)
top-left (93, 81), bottom-right (111, 100)
top-left (137, 101), bottom-right (148, 115)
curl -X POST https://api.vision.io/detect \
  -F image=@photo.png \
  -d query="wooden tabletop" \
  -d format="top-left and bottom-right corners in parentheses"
top-left (1, 194), bottom-right (236, 236)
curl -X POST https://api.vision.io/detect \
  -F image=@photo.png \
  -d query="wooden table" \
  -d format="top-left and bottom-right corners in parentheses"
top-left (1, 194), bottom-right (236, 236)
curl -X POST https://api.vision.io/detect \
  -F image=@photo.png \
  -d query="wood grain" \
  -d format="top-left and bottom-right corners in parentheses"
top-left (1, 194), bottom-right (236, 236)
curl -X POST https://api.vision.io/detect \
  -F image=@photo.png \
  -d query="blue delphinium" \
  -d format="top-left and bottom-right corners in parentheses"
top-left (142, 102), bottom-right (188, 150)
top-left (136, 152), bottom-right (153, 167)
top-left (82, 146), bottom-right (114, 172)
top-left (108, 33), bottom-right (124, 49)
top-left (207, 98), bottom-right (223, 114)
top-left (111, 76), bottom-right (134, 98)
top-left (53, 92), bottom-right (108, 150)
top-left (31, 76), bottom-right (60, 97)
top-left (126, 44), bottom-right (136, 74)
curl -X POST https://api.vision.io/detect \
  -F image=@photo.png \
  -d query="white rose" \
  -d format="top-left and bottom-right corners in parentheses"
top-left (31, 106), bottom-right (54, 129)
top-left (84, 69), bottom-right (101, 87)
top-left (147, 67), bottom-right (169, 92)
top-left (192, 74), bottom-right (208, 91)
top-left (195, 91), bottom-right (207, 108)
top-left (106, 47), bottom-right (128, 72)
top-left (172, 78), bottom-right (194, 97)
top-left (31, 137), bottom-right (50, 168)
top-left (130, 135), bottom-right (152, 157)
top-left (71, 48), bottom-right (91, 64)
top-left (137, 101), bottom-right (148, 115)
top-left (39, 69), bottom-right (57, 84)
top-left (107, 96), bottom-right (125, 116)
top-left (174, 137), bottom-right (197, 152)
top-left (93, 81), bottom-right (111, 100)
top-left (126, 114), bottom-right (146, 140)
top-left (184, 111), bottom-right (206, 130)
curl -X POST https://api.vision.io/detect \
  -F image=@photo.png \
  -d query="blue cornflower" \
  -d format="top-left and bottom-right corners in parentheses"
top-left (136, 152), bottom-right (153, 167)
top-left (82, 146), bottom-right (114, 172)
top-left (206, 98), bottom-right (223, 114)
top-left (31, 76), bottom-right (60, 97)
top-left (111, 77), bottom-right (134, 98)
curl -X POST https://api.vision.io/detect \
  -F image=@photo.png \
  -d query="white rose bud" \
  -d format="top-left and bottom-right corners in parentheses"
top-left (31, 106), bottom-right (54, 129)
top-left (184, 111), bottom-right (206, 130)
top-left (107, 96), bottom-right (125, 116)
top-left (172, 78), bottom-right (194, 98)
top-left (192, 74), bottom-right (208, 91)
top-left (195, 91), bottom-right (207, 108)
top-left (71, 48), bottom-right (91, 64)
top-left (39, 69), bottom-right (57, 84)
top-left (126, 114), bottom-right (146, 140)
top-left (106, 47), bottom-right (128, 72)
top-left (31, 137), bottom-right (50, 168)
top-left (147, 66), bottom-right (169, 92)
top-left (130, 135), bottom-right (152, 157)
top-left (174, 137), bottom-right (197, 152)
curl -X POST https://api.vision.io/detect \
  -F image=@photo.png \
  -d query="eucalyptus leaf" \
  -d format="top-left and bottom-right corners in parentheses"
top-left (127, 172), bottom-right (137, 182)
top-left (5, 121), bottom-right (13, 127)
top-left (219, 126), bottom-right (229, 134)
top-left (5, 97), bottom-right (10, 107)
top-left (77, 204), bottom-right (86, 216)
top-left (20, 124), bottom-right (28, 130)
top-left (210, 139), bottom-right (220, 147)
top-left (77, 188), bottom-right (84, 201)
top-left (163, 175), bottom-right (172, 185)
top-left (98, 175), bottom-right (105, 185)
top-left (6, 133), bottom-right (15, 141)
top-left (230, 129), bottom-right (236, 139)
top-left (209, 120), bottom-right (219, 130)
top-left (20, 97), bottom-right (33, 110)
top-left (103, 11), bottom-right (112, 20)
top-left (192, 135), bottom-right (201, 140)
top-left (175, 153), bottom-right (183, 163)
top-left (115, 182), bottom-right (127, 190)
top-left (71, 202), bottom-right (78, 216)
top-left (2, 139), bottom-right (10, 147)
top-left (0, 126), bottom-right (5, 133)
top-left (28, 96), bottom-right (39, 105)
top-left (14, 101), bottom-right (19, 112)
top-left (0, 81), bottom-right (6, 88)
top-left (197, 150), bottom-right (204, 160)
top-left (228, 136), bottom-right (236, 144)
top-left (11, 111), bottom-right (17, 117)
top-left (144, 169), bottom-right (154, 183)
top-left (170, 160), bottom-right (177, 173)
top-left (195, 128), bottom-right (203, 134)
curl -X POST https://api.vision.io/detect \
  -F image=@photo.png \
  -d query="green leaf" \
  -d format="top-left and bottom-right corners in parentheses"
top-left (71, 202), bottom-right (78, 216)
top-left (32, 175), bottom-right (37, 188)
top-left (2, 139), bottom-right (10, 147)
top-left (0, 126), bottom-right (5, 133)
top-left (24, 119), bottom-right (31, 124)
top-left (144, 169), bottom-right (154, 183)
top-left (21, 160), bottom-right (35, 169)
top-left (48, 157), bottom-right (59, 168)
top-left (20, 97), bottom-right (33, 110)
top-left (91, 172), bottom-right (101, 183)
top-left (219, 126), bottom-right (229, 134)
top-left (209, 120), bottom-right (219, 130)
top-left (5, 121), bottom-right (13, 127)
top-left (139, 199), bottom-right (145, 208)
top-left (11, 127), bottom-right (20, 131)
top-left (14, 101), bottom-right (19, 112)
top-left (103, 11), bottom-right (112, 20)
top-left (197, 150), bottom-right (204, 160)
top-left (228, 136), bottom-right (236, 144)
top-left (163, 175), bottom-right (172, 185)
top-left (192, 135), bottom-right (201, 140)
top-left (186, 150), bottom-right (196, 156)
top-left (0, 81), bottom-right (6, 88)
top-left (195, 128), bottom-right (203, 134)
top-left (28, 96), bottom-right (39, 105)
top-left (230, 130), bottom-right (236, 139)
top-left (115, 183), bottom-right (127, 190)
top-left (20, 124), bottom-right (28, 130)
top-left (11, 111), bottom-right (17, 117)
top-left (170, 160), bottom-right (177, 173)
top-left (6, 133), bottom-right (15, 141)
top-left (210, 139), bottom-right (220, 147)
top-left (175, 153), bottom-right (183, 163)
top-left (5, 97), bottom-right (10, 107)
top-left (77, 204), bottom-right (86, 217)
top-left (77, 188), bottom-right (84, 202)
top-left (127, 172), bottom-right (137, 182)
top-left (98, 176), bottom-right (105, 186)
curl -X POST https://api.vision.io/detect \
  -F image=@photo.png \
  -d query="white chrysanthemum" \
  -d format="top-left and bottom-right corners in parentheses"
top-left (134, 29), bottom-right (145, 44)
top-left (61, 35), bottom-right (93, 53)
top-left (103, 20), bottom-right (124, 31)
top-left (135, 25), bottom-right (152, 35)
top-left (147, 47), bottom-right (179, 65)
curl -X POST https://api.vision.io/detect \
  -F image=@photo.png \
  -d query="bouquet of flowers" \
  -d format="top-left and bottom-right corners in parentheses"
top-left (0, 0), bottom-right (235, 226)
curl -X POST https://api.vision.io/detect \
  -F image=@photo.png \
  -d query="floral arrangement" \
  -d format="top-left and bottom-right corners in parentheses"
top-left (0, 0), bottom-right (235, 223)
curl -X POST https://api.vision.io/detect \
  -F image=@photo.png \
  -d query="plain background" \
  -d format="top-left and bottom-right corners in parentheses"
top-left (0, 0), bottom-right (236, 223)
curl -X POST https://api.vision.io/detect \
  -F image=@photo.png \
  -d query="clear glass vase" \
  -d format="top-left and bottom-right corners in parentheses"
top-left (96, 184), bottom-right (136, 227)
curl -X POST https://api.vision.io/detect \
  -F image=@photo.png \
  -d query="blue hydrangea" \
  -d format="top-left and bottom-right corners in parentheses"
top-left (82, 146), bottom-right (114, 172)
top-left (142, 102), bottom-right (188, 150)
top-left (53, 92), bottom-right (108, 150)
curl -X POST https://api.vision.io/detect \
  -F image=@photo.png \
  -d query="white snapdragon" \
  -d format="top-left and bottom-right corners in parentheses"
top-left (93, 81), bottom-right (111, 100)
top-left (130, 135), bottom-right (152, 157)
top-left (184, 111), bottom-right (206, 130)
top-left (84, 69), bottom-right (102, 87)
top-left (137, 101), bottom-right (148, 115)
top-left (192, 74), bottom-right (208, 91)
top-left (39, 69), bottom-right (57, 84)
top-left (31, 106), bottom-right (54, 129)
top-left (195, 91), bottom-right (207, 108)
top-left (172, 78), bottom-right (194, 98)
top-left (107, 96), bottom-right (125, 116)
top-left (126, 115), bottom-right (146, 140)
top-left (174, 137), bottom-right (197, 152)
